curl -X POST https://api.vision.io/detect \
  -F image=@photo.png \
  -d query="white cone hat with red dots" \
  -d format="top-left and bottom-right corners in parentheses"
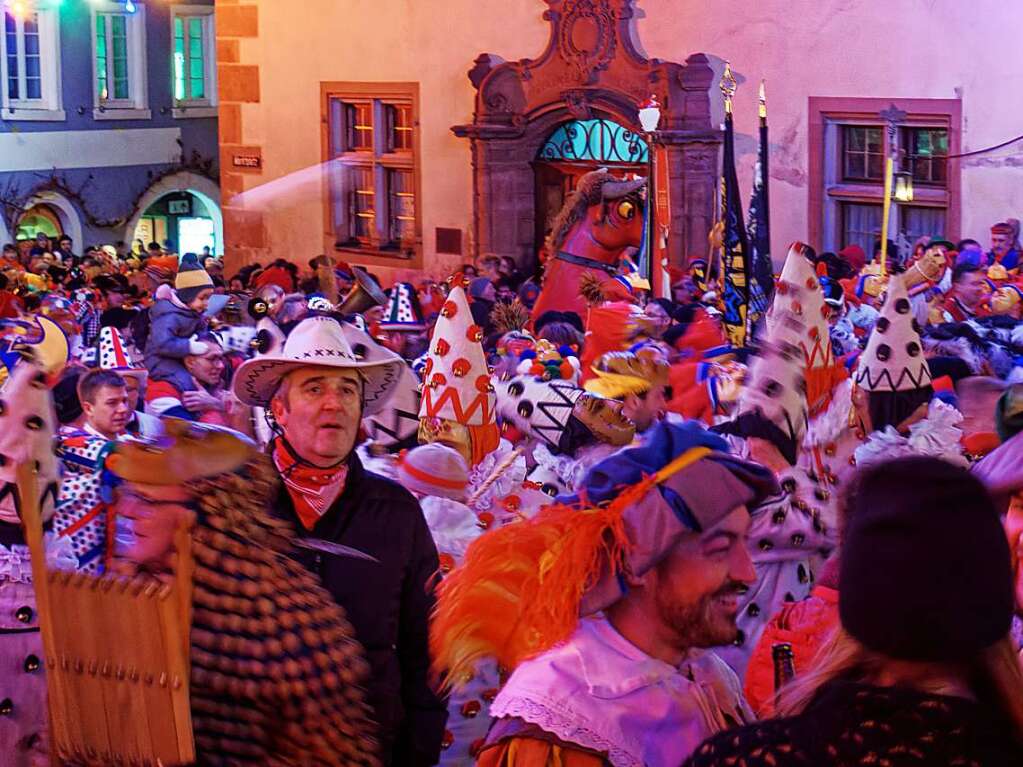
top-left (0, 354), bottom-right (60, 525)
top-left (770, 242), bottom-right (844, 415)
top-left (855, 273), bottom-right (932, 392)
top-left (96, 326), bottom-right (147, 383)
top-left (419, 285), bottom-right (494, 427)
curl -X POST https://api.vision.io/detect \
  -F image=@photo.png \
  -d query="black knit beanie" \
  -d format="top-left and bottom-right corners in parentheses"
top-left (840, 456), bottom-right (1013, 662)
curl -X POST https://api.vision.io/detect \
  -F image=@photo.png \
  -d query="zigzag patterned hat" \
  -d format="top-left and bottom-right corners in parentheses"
top-left (855, 273), bottom-right (932, 393)
top-left (419, 286), bottom-right (494, 427)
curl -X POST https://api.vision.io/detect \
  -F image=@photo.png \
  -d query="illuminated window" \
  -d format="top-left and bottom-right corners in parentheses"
top-left (90, 2), bottom-right (148, 118)
top-left (0, 7), bottom-right (62, 120)
top-left (351, 166), bottom-right (376, 240)
top-left (325, 83), bottom-right (420, 259)
top-left (388, 169), bottom-right (415, 243)
top-left (96, 13), bottom-right (130, 101)
top-left (810, 98), bottom-right (959, 256)
top-left (900, 127), bottom-right (948, 187)
top-left (172, 6), bottom-right (215, 113)
top-left (388, 103), bottom-right (414, 152)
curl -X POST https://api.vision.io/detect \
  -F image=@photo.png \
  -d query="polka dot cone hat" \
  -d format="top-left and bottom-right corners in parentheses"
top-left (855, 273), bottom-right (932, 393)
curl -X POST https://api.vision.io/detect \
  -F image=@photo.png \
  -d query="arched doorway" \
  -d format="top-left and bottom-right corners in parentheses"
top-left (133, 191), bottom-right (217, 256)
top-left (12, 191), bottom-right (84, 262)
top-left (125, 172), bottom-right (222, 256)
top-left (453, 0), bottom-right (720, 270)
top-left (16, 204), bottom-right (63, 240)
top-left (533, 117), bottom-right (648, 254)
top-left (15, 204), bottom-right (63, 262)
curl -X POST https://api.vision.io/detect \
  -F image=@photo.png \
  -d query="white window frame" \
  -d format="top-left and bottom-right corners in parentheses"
top-left (0, 6), bottom-right (64, 121)
top-left (90, 1), bottom-right (150, 120)
top-left (170, 4), bottom-right (216, 119)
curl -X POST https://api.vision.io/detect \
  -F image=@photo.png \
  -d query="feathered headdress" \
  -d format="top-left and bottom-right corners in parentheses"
top-left (430, 422), bottom-right (778, 689)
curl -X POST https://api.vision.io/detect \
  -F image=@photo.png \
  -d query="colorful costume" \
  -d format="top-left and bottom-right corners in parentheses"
top-left (432, 422), bottom-right (779, 767)
top-left (0, 350), bottom-right (68, 766)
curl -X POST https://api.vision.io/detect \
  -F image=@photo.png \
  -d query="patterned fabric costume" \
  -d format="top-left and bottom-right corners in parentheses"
top-left (53, 430), bottom-right (117, 574)
top-left (104, 425), bottom-right (382, 766)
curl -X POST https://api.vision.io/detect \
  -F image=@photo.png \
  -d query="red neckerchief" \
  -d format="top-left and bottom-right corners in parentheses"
top-left (271, 438), bottom-right (349, 531)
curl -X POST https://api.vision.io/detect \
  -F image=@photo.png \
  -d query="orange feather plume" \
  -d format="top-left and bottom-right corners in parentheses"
top-left (430, 475), bottom-right (659, 690)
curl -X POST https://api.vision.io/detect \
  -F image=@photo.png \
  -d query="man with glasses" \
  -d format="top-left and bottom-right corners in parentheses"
top-left (145, 330), bottom-right (234, 426)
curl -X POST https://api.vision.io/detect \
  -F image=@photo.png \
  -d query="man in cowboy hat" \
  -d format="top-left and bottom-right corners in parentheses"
top-left (233, 315), bottom-right (448, 767)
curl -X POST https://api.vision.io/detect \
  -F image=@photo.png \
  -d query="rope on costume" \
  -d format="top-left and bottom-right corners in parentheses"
top-left (466, 447), bottom-right (523, 508)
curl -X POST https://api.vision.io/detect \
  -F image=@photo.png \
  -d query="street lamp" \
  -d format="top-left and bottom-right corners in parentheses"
top-left (878, 104), bottom-right (908, 275)
top-left (638, 95), bottom-right (661, 134)
top-left (638, 95), bottom-right (661, 296)
top-left (893, 170), bottom-right (914, 202)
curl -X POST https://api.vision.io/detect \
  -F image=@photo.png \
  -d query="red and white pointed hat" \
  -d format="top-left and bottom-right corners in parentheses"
top-left (419, 285), bottom-right (494, 427)
top-left (96, 326), bottom-right (147, 383)
top-left (855, 273), bottom-right (932, 392)
top-left (770, 242), bottom-right (844, 414)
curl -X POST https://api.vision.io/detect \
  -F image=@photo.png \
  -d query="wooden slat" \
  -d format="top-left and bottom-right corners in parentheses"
top-left (17, 462), bottom-right (197, 764)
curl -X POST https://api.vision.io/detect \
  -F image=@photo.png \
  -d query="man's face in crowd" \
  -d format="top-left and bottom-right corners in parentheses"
top-left (83, 384), bottom-right (131, 438)
top-left (646, 505), bottom-right (756, 649)
top-left (184, 342), bottom-right (225, 387)
top-left (478, 261), bottom-right (499, 281)
top-left (644, 302), bottom-right (671, 336)
top-left (956, 271), bottom-right (988, 309)
top-left (123, 375), bottom-right (143, 412)
top-left (116, 482), bottom-right (192, 572)
top-left (496, 283), bottom-right (516, 304)
top-left (992, 231), bottom-right (1012, 256)
top-left (623, 385), bottom-right (667, 432)
top-left (59, 237), bottom-right (72, 252)
top-left (260, 285), bottom-right (286, 317)
top-left (271, 367), bottom-right (363, 467)
top-left (105, 288), bottom-right (126, 308)
top-left (477, 281), bottom-right (497, 303)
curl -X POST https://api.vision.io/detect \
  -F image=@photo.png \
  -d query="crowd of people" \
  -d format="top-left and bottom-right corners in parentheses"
top-left (2, 175), bottom-right (1023, 766)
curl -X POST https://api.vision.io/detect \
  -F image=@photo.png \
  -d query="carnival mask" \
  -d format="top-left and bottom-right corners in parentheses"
top-left (418, 416), bottom-right (473, 466)
top-left (990, 285), bottom-right (1023, 316)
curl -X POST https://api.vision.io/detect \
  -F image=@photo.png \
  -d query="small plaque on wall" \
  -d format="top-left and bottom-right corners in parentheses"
top-left (230, 146), bottom-right (263, 172)
top-left (168, 199), bottom-right (191, 215)
top-left (232, 154), bottom-right (261, 169)
top-left (436, 227), bottom-right (462, 255)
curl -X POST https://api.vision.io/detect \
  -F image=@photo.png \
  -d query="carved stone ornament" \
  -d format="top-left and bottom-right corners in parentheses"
top-left (452, 0), bottom-right (721, 272)
top-left (562, 89), bottom-right (593, 120)
top-left (557, 0), bottom-right (617, 85)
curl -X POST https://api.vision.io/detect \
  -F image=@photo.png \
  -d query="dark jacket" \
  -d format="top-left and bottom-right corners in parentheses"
top-left (143, 295), bottom-right (206, 391)
top-left (271, 451), bottom-right (448, 766)
top-left (686, 680), bottom-right (1023, 767)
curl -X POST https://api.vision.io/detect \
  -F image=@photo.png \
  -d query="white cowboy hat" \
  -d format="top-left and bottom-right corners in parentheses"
top-left (232, 315), bottom-right (404, 415)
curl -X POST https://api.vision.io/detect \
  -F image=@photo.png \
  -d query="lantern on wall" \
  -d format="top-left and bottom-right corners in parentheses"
top-left (893, 170), bottom-right (914, 202)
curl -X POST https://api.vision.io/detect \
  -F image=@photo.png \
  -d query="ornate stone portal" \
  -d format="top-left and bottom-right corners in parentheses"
top-left (453, 0), bottom-right (720, 269)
